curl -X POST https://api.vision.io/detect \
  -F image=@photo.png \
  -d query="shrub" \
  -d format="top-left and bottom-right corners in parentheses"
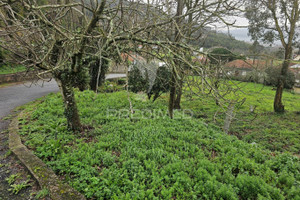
top-left (208, 48), bottom-right (245, 64)
top-left (128, 65), bottom-right (149, 93)
top-left (128, 63), bottom-right (171, 101)
top-left (147, 66), bottom-right (171, 101)
top-left (98, 81), bottom-right (124, 93)
top-left (117, 78), bottom-right (126, 85)
top-left (265, 67), bottom-right (295, 89)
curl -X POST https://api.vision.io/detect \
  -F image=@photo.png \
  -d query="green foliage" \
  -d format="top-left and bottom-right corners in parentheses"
top-left (0, 47), bottom-right (4, 64)
top-left (6, 173), bottom-right (31, 195)
top-left (147, 66), bottom-right (171, 101)
top-left (19, 90), bottom-right (300, 199)
top-left (265, 66), bottom-right (295, 89)
top-left (128, 65), bottom-right (171, 101)
top-left (128, 66), bottom-right (149, 93)
top-left (70, 67), bottom-right (90, 91)
top-left (181, 79), bottom-right (300, 154)
top-left (208, 48), bottom-right (245, 64)
top-left (0, 65), bottom-right (26, 75)
top-left (4, 150), bottom-right (12, 158)
top-left (84, 56), bottom-right (110, 90)
top-left (35, 188), bottom-right (49, 199)
top-left (8, 180), bottom-right (31, 194)
top-left (6, 173), bottom-right (21, 185)
top-left (98, 81), bottom-right (124, 93)
top-left (198, 31), bottom-right (252, 54)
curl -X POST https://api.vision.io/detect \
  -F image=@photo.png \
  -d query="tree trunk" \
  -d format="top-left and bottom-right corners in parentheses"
top-left (223, 103), bottom-right (235, 134)
top-left (56, 74), bottom-right (82, 132)
top-left (273, 47), bottom-right (292, 113)
top-left (90, 57), bottom-right (109, 92)
top-left (169, 0), bottom-right (183, 118)
top-left (274, 80), bottom-right (284, 112)
top-left (174, 77), bottom-right (183, 109)
top-left (168, 68), bottom-right (176, 119)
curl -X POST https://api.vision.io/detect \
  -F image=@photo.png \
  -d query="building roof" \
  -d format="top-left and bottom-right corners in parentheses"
top-left (225, 59), bottom-right (268, 70)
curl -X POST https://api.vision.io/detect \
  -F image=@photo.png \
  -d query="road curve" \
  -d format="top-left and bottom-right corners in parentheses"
top-left (0, 73), bottom-right (125, 198)
top-left (0, 80), bottom-right (59, 120)
top-left (0, 73), bottom-right (126, 120)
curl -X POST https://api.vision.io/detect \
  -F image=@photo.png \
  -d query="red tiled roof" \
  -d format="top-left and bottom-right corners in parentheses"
top-left (225, 59), bottom-right (268, 70)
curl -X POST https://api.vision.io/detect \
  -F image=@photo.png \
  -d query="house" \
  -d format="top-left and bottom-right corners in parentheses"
top-left (290, 64), bottom-right (300, 87)
top-left (224, 59), bottom-right (269, 76)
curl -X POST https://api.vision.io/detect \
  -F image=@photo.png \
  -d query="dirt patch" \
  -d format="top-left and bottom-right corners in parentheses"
top-left (9, 111), bottom-right (86, 200)
top-left (0, 116), bottom-right (40, 200)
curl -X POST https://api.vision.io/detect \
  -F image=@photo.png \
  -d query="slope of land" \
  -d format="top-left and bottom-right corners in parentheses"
top-left (17, 85), bottom-right (300, 199)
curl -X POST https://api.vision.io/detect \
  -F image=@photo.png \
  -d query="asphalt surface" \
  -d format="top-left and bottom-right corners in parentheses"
top-left (0, 79), bottom-right (59, 199)
top-left (0, 73), bottom-right (126, 120)
top-left (0, 80), bottom-right (59, 120)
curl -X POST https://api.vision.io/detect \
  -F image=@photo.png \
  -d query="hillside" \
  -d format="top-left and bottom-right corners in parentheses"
top-left (17, 87), bottom-right (300, 199)
top-left (198, 31), bottom-right (252, 54)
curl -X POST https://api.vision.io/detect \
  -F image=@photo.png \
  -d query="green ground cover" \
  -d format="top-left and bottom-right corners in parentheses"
top-left (18, 87), bottom-right (300, 199)
top-left (0, 65), bottom-right (26, 75)
top-left (180, 80), bottom-right (300, 154)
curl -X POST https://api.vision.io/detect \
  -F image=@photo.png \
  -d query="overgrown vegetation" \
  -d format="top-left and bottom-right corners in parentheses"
top-left (182, 80), bottom-right (300, 154)
top-left (265, 66), bottom-right (295, 89)
top-left (208, 48), bottom-right (245, 64)
top-left (6, 173), bottom-right (31, 195)
top-left (128, 64), bottom-right (171, 102)
top-left (18, 85), bottom-right (300, 199)
top-left (0, 65), bottom-right (26, 75)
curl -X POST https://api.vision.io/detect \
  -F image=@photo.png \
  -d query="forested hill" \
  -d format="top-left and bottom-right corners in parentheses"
top-left (196, 31), bottom-right (253, 54)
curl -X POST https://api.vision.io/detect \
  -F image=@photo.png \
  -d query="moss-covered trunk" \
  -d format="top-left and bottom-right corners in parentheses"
top-left (168, 67), bottom-right (176, 119)
top-left (169, 0), bottom-right (183, 117)
top-left (56, 74), bottom-right (82, 132)
top-left (274, 47), bottom-right (292, 113)
top-left (174, 77), bottom-right (183, 109)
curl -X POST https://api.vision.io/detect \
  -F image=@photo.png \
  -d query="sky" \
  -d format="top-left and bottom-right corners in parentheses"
top-left (218, 17), bottom-right (284, 46)
top-left (215, 16), bottom-right (253, 43)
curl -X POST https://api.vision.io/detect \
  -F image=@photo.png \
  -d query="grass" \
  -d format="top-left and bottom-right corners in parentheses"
top-left (180, 79), bottom-right (300, 154)
top-left (6, 173), bottom-right (31, 195)
top-left (18, 88), bottom-right (300, 199)
top-left (0, 65), bottom-right (26, 75)
top-left (35, 188), bottom-right (49, 199)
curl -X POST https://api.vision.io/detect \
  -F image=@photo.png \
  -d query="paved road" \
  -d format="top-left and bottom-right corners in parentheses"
top-left (0, 80), bottom-right (55, 199)
top-left (0, 73), bottom-right (126, 120)
top-left (106, 73), bottom-right (126, 80)
top-left (0, 80), bottom-right (59, 120)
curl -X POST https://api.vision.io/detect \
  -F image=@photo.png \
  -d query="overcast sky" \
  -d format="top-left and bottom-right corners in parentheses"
top-left (213, 16), bottom-right (252, 43)
top-left (218, 17), bottom-right (283, 46)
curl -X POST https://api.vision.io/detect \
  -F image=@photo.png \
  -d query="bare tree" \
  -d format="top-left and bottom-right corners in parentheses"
top-left (0, 0), bottom-right (171, 131)
top-left (161, 0), bottom-right (244, 118)
top-left (0, 0), bottom-right (246, 130)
